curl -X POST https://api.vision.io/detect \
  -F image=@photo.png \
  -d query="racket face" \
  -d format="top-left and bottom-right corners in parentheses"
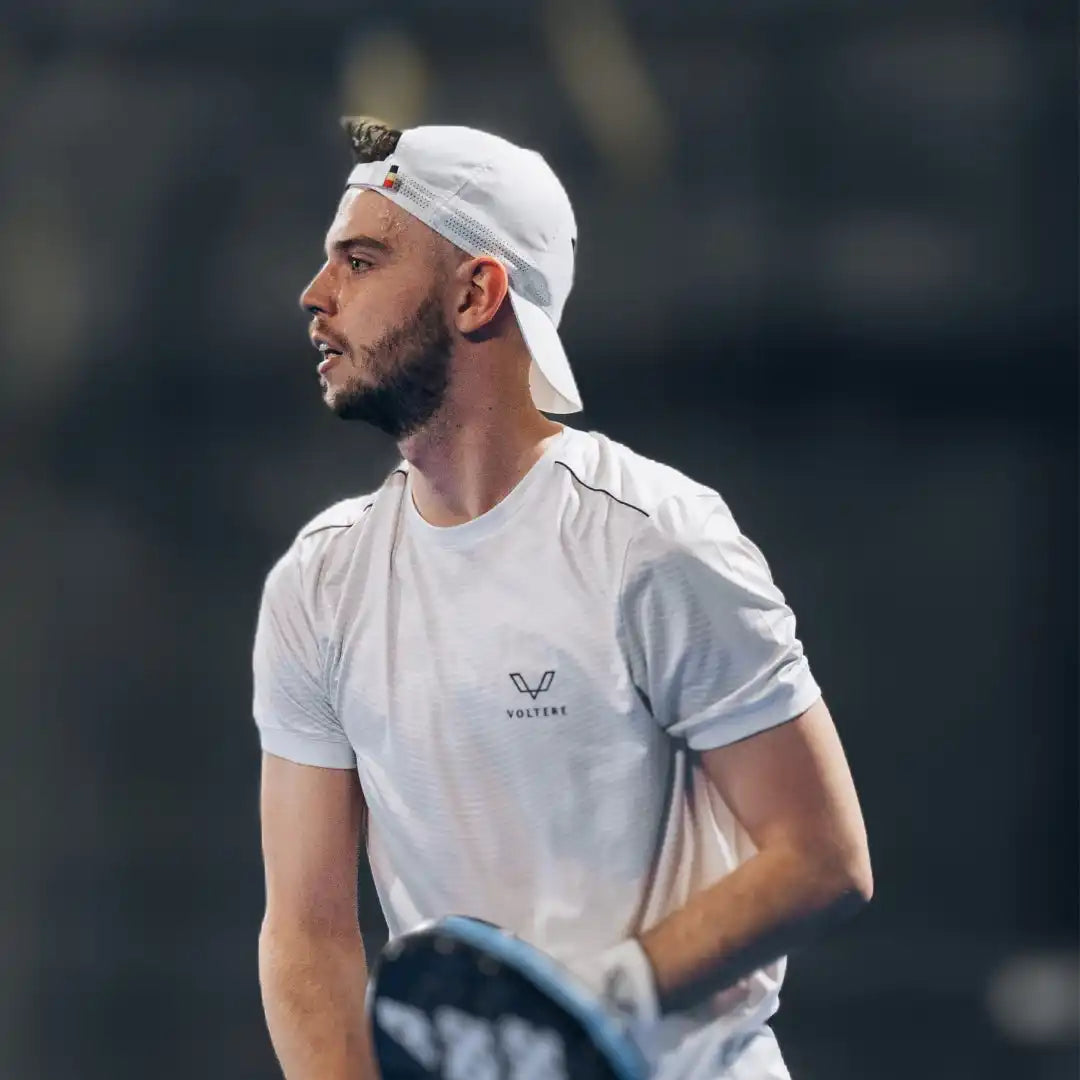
top-left (368, 921), bottom-right (647, 1080)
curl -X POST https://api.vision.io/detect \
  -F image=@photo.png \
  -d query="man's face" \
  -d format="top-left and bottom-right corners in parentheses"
top-left (299, 188), bottom-right (454, 439)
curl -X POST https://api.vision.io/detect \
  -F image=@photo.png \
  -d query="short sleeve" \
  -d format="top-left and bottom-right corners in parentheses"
top-left (618, 494), bottom-right (821, 750)
top-left (252, 548), bottom-right (357, 769)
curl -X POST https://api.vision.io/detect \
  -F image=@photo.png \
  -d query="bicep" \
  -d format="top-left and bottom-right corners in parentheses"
top-left (260, 751), bottom-right (366, 932)
top-left (700, 699), bottom-right (872, 893)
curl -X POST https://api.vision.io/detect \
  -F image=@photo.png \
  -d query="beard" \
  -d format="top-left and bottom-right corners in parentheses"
top-left (327, 291), bottom-right (453, 439)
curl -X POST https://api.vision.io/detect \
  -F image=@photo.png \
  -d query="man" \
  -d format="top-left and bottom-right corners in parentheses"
top-left (253, 119), bottom-right (872, 1080)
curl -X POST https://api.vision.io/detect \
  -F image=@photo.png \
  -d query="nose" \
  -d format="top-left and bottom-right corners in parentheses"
top-left (299, 262), bottom-right (335, 317)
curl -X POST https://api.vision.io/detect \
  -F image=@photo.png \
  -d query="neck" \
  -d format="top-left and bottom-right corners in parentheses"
top-left (400, 394), bottom-right (563, 527)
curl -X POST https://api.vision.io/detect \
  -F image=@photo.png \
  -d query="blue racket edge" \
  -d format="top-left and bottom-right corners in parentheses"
top-left (368, 915), bottom-right (649, 1080)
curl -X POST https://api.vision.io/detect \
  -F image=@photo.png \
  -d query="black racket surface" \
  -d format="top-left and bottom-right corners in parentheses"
top-left (368, 917), bottom-right (648, 1080)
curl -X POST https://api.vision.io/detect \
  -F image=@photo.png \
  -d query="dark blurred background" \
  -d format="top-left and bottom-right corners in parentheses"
top-left (1, 1), bottom-right (1076, 1078)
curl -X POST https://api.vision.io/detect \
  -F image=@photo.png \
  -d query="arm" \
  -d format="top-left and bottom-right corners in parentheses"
top-left (638, 697), bottom-right (872, 1013)
top-left (259, 751), bottom-right (379, 1080)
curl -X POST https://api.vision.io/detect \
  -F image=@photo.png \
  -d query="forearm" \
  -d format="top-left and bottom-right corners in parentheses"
top-left (639, 842), bottom-right (871, 1014)
top-left (259, 922), bottom-right (378, 1080)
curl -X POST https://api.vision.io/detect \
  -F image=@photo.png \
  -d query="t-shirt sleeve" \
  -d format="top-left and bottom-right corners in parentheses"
top-left (619, 493), bottom-right (821, 750)
top-left (252, 547), bottom-right (357, 769)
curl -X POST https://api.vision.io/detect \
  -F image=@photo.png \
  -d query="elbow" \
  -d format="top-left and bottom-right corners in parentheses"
top-left (260, 910), bottom-right (364, 951)
top-left (258, 915), bottom-right (367, 1002)
top-left (853, 856), bottom-right (874, 905)
top-left (848, 834), bottom-right (874, 904)
top-left (831, 847), bottom-right (874, 914)
top-left (795, 837), bottom-right (873, 919)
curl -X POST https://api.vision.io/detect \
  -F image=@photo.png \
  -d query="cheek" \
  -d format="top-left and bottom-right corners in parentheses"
top-left (338, 282), bottom-right (399, 337)
top-left (343, 278), bottom-right (427, 342)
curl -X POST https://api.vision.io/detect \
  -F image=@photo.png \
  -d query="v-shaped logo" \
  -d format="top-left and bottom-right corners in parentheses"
top-left (509, 671), bottom-right (556, 699)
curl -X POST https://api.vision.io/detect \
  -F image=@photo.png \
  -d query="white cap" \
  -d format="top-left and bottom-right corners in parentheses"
top-left (346, 125), bottom-right (582, 414)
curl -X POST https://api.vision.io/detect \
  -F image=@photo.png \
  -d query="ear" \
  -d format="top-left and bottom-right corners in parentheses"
top-left (453, 256), bottom-right (510, 335)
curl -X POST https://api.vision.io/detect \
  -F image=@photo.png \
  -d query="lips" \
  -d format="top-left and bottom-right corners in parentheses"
top-left (310, 327), bottom-right (347, 375)
top-left (317, 349), bottom-right (342, 376)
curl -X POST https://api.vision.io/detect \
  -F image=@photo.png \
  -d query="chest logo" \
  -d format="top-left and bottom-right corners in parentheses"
top-left (509, 671), bottom-right (555, 699)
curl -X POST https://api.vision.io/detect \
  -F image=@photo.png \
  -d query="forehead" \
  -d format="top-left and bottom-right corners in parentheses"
top-left (325, 188), bottom-right (426, 251)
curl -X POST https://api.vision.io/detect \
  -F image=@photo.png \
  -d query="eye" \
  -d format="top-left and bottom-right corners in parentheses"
top-left (349, 256), bottom-right (372, 273)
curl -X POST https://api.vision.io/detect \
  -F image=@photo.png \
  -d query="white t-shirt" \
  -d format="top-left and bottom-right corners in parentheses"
top-left (253, 425), bottom-right (821, 1080)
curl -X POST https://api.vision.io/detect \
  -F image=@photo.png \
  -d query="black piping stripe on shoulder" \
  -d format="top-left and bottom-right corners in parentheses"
top-left (299, 468), bottom-right (406, 540)
top-left (554, 461), bottom-right (649, 517)
top-left (300, 502), bottom-right (374, 539)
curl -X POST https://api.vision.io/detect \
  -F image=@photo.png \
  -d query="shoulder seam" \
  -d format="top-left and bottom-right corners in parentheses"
top-left (299, 502), bottom-right (374, 540)
top-left (554, 460), bottom-right (649, 518)
top-left (297, 468), bottom-right (405, 542)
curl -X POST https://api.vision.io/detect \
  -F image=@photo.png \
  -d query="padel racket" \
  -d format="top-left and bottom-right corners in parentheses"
top-left (368, 915), bottom-right (649, 1080)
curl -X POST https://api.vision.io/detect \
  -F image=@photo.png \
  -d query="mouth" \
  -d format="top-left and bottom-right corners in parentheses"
top-left (312, 335), bottom-right (346, 376)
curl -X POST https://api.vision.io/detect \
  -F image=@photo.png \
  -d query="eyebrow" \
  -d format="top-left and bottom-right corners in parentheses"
top-left (328, 234), bottom-right (391, 258)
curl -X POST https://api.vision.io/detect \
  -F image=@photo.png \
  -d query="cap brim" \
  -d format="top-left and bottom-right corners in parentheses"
top-left (509, 290), bottom-right (583, 414)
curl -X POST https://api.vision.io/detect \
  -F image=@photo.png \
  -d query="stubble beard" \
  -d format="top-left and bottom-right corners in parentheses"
top-left (326, 291), bottom-right (453, 440)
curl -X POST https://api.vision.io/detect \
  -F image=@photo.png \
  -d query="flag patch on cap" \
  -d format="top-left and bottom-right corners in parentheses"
top-left (382, 164), bottom-right (401, 191)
